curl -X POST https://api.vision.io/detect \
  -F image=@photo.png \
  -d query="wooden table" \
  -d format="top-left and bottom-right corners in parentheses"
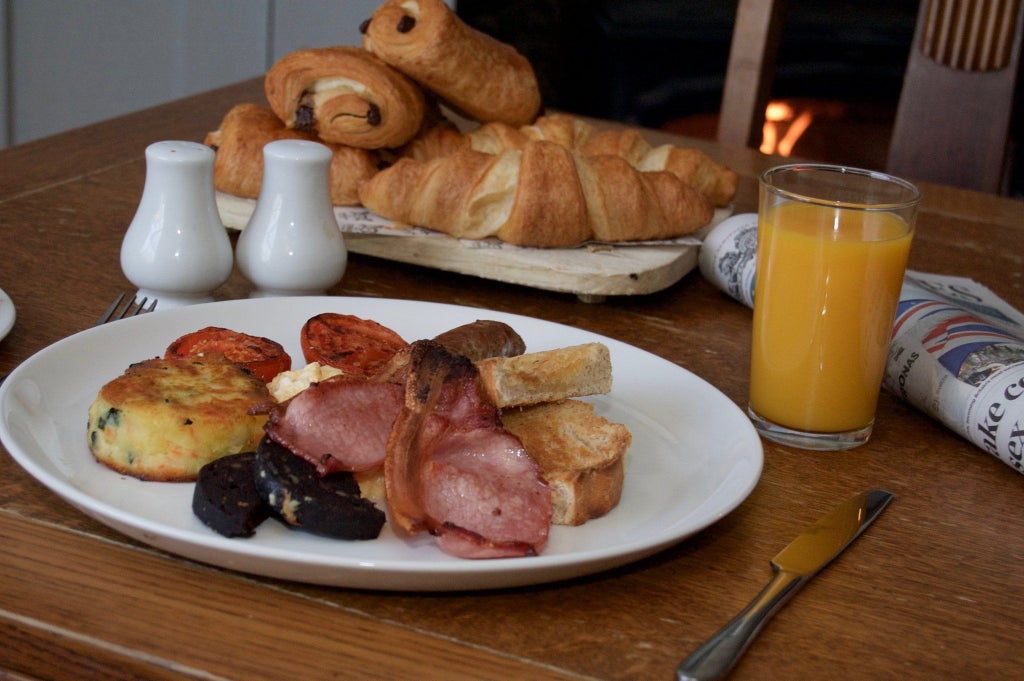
top-left (2, 78), bottom-right (1022, 681)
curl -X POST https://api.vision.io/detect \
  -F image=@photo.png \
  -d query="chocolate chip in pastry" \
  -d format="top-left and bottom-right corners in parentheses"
top-left (361, 0), bottom-right (541, 127)
top-left (264, 46), bottom-right (426, 149)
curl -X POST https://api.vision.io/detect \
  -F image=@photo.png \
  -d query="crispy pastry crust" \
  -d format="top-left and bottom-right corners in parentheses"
top-left (403, 114), bottom-right (738, 207)
top-left (362, 0), bottom-right (541, 126)
top-left (359, 139), bottom-right (713, 247)
top-left (264, 46), bottom-right (426, 149)
top-left (579, 128), bottom-right (739, 208)
top-left (204, 103), bottom-right (380, 206)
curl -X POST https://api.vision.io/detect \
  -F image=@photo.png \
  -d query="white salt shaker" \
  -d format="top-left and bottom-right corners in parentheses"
top-left (120, 141), bottom-right (233, 307)
top-left (236, 139), bottom-right (347, 296)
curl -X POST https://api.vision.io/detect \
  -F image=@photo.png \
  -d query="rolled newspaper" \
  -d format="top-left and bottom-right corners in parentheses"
top-left (698, 213), bottom-right (758, 308)
top-left (700, 214), bottom-right (1024, 474)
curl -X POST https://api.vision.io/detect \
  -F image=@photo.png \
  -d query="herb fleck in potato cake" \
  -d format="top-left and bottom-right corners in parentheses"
top-left (87, 355), bottom-right (272, 481)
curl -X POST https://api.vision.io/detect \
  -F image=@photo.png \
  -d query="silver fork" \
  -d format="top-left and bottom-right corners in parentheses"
top-left (95, 291), bottom-right (158, 325)
top-left (0, 292), bottom-right (158, 388)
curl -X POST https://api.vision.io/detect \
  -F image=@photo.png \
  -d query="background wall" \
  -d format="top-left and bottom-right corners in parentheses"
top-left (0, 0), bottom-right (402, 149)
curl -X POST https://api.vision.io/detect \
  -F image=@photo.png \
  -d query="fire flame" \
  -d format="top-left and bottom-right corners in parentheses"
top-left (760, 101), bottom-right (815, 157)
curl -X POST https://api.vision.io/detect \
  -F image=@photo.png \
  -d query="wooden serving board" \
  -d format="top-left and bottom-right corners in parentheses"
top-left (216, 193), bottom-right (724, 302)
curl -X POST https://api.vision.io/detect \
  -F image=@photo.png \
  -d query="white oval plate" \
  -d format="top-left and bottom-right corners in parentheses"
top-left (0, 288), bottom-right (14, 341)
top-left (0, 297), bottom-right (762, 591)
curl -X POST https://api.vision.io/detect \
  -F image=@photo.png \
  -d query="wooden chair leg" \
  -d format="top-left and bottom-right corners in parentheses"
top-left (717, 0), bottom-right (788, 149)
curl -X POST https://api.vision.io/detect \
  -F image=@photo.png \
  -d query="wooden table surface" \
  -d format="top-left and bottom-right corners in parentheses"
top-left (2, 78), bottom-right (1023, 681)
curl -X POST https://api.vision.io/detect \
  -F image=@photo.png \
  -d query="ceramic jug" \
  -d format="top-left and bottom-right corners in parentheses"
top-left (120, 141), bottom-right (233, 307)
top-left (236, 139), bottom-right (347, 296)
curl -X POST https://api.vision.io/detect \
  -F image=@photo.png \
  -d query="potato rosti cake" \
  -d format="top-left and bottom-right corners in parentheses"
top-left (87, 355), bottom-right (272, 481)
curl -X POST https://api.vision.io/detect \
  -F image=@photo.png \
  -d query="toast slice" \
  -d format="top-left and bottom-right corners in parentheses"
top-left (502, 399), bottom-right (630, 525)
top-left (474, 342), bottom-right (612, 408)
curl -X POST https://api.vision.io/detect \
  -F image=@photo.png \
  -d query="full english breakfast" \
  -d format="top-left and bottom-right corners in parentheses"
top-left (87, 313), bottom-right (631, 559)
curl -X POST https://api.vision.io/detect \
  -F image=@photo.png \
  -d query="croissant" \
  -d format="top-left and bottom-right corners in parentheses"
top-left (361, 0), bottom-right (541, 127)
top-left (399, 119), bottom-right (470, 162)
top-left (402, 114), bottom-right (737, 207)
top-left (204, 103), bottom-right (380, 206)
top-left (578, 128), bottom-right (739, 208)
top-left (401, 112), bottom-right (585, 162)
top-left (517, 113), bottom-right (597, 150)
top-left (358, 140), bottom-right (713, 248)
top-left (264, 46), bottom-right (426, 149)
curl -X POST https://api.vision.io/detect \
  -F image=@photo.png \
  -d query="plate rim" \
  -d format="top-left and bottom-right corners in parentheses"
top-left (0, 296), bottom-right (762, 590)
top-left (0, 287), bottom-right (14, 341)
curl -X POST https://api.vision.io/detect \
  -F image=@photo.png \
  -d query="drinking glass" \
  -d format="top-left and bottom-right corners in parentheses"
top-left (748, 164), bottom-right (920, 450)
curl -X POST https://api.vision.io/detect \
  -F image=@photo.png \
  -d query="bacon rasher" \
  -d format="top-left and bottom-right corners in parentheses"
top-left (264, 376), bottom-right (403, 475)
top-left (385, 341), bottom-right (552, 558)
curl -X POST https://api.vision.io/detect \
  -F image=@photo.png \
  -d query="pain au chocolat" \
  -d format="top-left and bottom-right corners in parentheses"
top-left (264, 46), bottom-right (426, 149)
top-left (361, 0), bottom-right (541, 127)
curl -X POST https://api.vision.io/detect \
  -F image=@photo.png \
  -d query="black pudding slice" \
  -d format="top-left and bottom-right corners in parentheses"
top-left (192, 451), bottom-right (271, 538)
top-left (254, 436), bottom-right (385, 540)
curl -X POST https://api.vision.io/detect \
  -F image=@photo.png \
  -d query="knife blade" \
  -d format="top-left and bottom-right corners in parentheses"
top-left (676, 488), bottom-right (894, 681)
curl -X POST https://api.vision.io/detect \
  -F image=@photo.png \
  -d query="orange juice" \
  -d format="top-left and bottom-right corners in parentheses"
top-left (749, 201), bottom-right (913, 433)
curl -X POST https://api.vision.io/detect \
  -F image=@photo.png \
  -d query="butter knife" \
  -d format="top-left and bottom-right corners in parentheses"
top-left (676, 488), bottom-right (894, 681)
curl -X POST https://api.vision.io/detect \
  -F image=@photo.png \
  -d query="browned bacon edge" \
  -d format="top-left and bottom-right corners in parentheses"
top-left (385, 340), bottom-right (552, 559)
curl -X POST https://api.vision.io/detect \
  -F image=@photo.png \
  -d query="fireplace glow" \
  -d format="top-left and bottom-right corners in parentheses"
top-left (760, 101), bottom-right (815, 156)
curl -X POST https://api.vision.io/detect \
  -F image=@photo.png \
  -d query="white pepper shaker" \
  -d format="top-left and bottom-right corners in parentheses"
top-left (120, 141), bottom-right (233, 307)
top-left (236, 139), bottom-right (347, 296)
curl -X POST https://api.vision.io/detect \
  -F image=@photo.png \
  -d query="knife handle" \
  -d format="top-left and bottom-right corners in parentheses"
top-left (676, 569), bottom-right (806, 681)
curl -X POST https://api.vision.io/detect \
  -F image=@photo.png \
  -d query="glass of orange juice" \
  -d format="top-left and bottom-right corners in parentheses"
top-left (749, 164), bottom-right (920, 450)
